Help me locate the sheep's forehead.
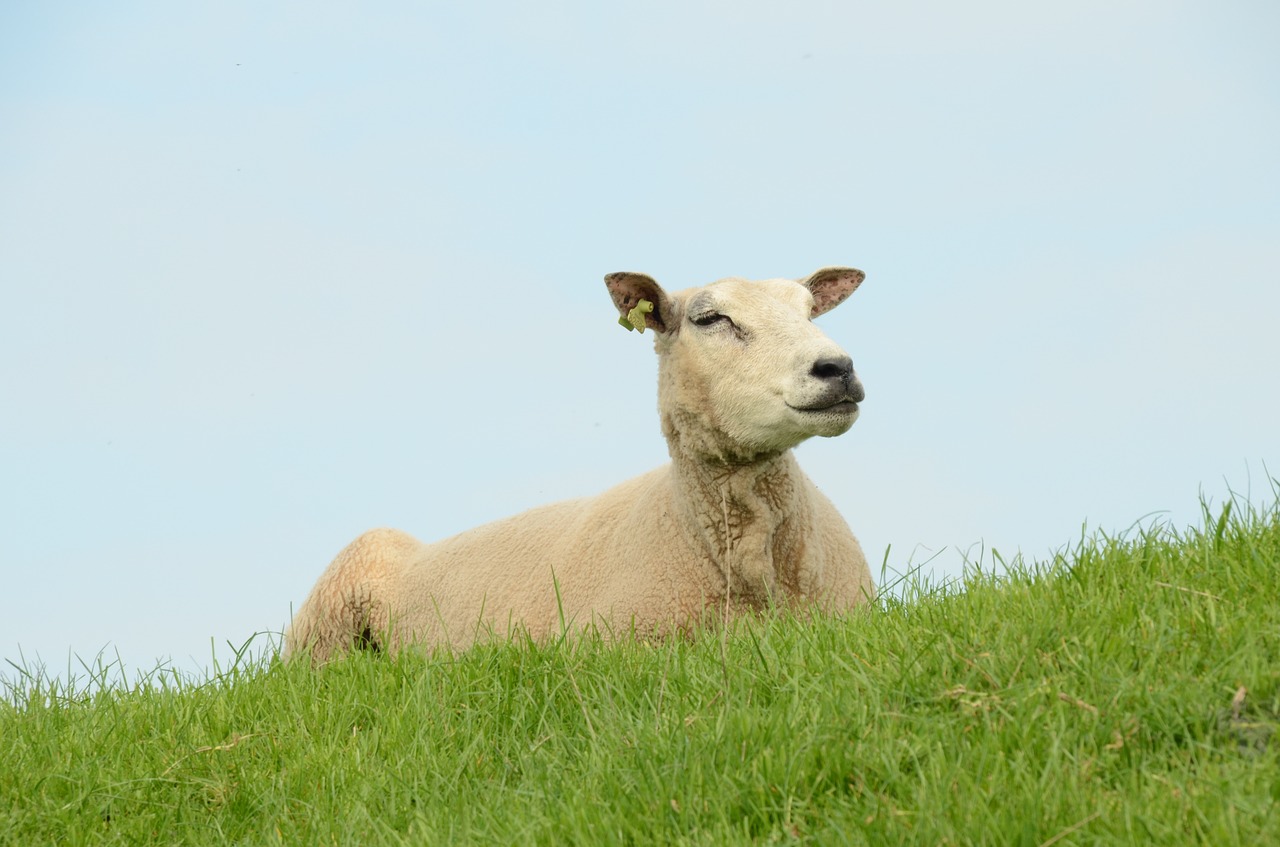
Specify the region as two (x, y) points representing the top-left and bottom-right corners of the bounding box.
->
(678, 277), (813, 319)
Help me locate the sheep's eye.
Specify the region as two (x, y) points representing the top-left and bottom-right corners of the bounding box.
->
(691, 312), (729, 327)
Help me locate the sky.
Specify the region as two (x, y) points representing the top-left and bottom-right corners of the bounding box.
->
(3, 1), (1278, 684)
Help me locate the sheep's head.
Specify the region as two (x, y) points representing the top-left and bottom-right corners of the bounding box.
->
(605, 267), (865, 463)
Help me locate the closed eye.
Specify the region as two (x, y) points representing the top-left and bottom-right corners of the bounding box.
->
(691, 312), (731, 328)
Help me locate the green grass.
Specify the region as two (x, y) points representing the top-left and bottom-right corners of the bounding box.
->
(4, 497), (1279, 846)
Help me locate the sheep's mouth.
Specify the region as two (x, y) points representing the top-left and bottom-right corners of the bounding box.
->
(788, 400), (859, 415)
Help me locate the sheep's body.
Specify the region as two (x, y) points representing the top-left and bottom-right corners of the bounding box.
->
(286, 269), (874, 660)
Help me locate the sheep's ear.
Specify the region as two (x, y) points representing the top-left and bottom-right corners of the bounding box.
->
(802, 267), (865, 317)
(605, 272), (673, 333)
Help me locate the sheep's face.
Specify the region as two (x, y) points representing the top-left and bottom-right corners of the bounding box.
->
(607, 268), (865, 462)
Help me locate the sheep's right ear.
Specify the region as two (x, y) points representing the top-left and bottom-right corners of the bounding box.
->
(802, 267), (865, 317)
(605, 272), (673, 334)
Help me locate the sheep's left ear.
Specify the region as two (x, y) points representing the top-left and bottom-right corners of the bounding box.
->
(802, 267), (865, 317)
(605, 272), (673, 333)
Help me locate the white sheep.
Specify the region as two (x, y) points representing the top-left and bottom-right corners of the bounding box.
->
(284, 267), (874, 660)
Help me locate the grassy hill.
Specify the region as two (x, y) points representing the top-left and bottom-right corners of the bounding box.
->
(4, 497), (1278, 845)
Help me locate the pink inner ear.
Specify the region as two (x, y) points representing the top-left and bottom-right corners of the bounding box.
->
(812, 287), (843, 315)
(807, 268), (864, 316)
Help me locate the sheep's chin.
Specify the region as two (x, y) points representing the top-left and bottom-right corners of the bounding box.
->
(788, 403), (859, 437)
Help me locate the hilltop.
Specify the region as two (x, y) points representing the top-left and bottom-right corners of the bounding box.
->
(3, 498), (1278, 845)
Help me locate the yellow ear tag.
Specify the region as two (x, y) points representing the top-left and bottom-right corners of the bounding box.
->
(618, 299), (654, 333)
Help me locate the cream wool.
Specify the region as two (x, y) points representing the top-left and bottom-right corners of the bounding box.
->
(284, 268), (874, 660)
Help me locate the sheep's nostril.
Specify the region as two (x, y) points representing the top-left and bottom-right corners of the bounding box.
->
(811, 355), (854, 382)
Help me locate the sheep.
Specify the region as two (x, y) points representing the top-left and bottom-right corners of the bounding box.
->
(284, 267), (874, 660)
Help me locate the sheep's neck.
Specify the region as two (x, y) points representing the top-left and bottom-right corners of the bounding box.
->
(668, 447), (812, 605)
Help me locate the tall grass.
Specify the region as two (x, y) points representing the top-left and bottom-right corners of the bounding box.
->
(3, 497), (1278, 845)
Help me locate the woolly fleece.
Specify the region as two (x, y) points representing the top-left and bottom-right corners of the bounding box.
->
(285, 268), (874, 659)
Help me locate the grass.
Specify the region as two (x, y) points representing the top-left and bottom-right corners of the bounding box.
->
(3, 497), (1279, 845)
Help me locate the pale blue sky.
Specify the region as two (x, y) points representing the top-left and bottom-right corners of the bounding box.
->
(3, 1), (1278, 681)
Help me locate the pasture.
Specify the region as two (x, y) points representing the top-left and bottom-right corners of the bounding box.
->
(4, 497), (1278, 845)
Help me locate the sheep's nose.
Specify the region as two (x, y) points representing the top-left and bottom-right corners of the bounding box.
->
(810, 355), (854, 383)
(811, 355), (864, 402)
